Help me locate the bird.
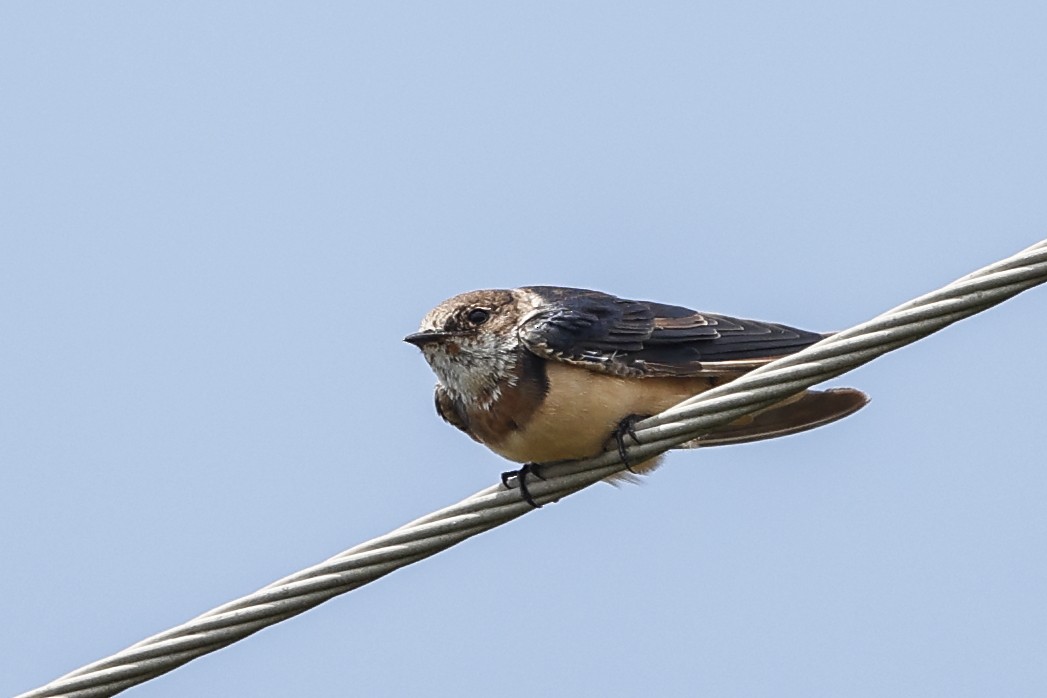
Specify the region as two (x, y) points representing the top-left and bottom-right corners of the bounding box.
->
(405, 286), (868, 506)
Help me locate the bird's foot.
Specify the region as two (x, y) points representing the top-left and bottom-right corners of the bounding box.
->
(500, 462), (546, 508)
(613, 414), (645, 473)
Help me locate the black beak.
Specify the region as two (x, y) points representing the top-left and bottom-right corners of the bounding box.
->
(404, 330), (453, 347)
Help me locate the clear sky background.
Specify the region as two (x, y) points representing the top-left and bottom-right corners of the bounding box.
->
(2, 3), (1046, 697)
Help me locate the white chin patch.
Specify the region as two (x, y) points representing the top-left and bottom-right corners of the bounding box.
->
(424, 335), (517, 406)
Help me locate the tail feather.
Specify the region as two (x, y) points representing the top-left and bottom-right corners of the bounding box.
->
(679, 387), (869, 449)
(605, 387), (868, 484)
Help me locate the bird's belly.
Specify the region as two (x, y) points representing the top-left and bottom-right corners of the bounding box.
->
(487, 362), (715, 464)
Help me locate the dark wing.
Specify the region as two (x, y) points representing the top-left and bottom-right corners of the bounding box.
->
(517, 286), (825, 378)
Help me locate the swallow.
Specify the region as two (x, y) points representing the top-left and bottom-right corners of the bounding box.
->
(405, 286), (868, 506)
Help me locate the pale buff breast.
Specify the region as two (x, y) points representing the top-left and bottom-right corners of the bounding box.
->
(487, 362), (717, 464)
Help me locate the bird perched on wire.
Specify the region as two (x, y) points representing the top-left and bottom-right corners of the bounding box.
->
(405, 286), (868, 506)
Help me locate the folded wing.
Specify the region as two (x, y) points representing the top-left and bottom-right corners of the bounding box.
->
(517, 286), (827, 378)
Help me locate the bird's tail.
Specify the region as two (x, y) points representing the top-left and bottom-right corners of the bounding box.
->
(605, 387), (868, 484)
(677, 387), (869, 449)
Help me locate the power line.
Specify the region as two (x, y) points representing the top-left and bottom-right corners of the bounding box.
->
(17, 240), (1047, 698)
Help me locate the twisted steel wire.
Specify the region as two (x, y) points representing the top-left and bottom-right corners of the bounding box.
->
(18, 239), (1047, 698)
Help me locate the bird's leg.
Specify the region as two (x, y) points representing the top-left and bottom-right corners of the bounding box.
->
(613, 414), (645, 473)
(500, 462), (546, 508)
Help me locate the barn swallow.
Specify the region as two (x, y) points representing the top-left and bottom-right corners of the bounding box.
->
(406, 286), (868, 506)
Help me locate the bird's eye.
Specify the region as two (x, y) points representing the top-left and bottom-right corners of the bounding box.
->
(467, 308), (490, 325)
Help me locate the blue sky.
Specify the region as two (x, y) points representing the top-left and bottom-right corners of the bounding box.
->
(2, 3), (1046, 696)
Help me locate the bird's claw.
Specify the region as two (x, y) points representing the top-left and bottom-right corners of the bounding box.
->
(613, 414), (644, 473)
(501, 462), (546, 508)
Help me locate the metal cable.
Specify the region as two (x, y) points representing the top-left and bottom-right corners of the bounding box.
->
(18, 239), (1047, 698)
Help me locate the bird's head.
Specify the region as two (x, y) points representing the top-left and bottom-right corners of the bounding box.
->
(405, 289), (525, 403)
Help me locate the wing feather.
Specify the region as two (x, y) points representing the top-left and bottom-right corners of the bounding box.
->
(518, 287), (825, 378)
